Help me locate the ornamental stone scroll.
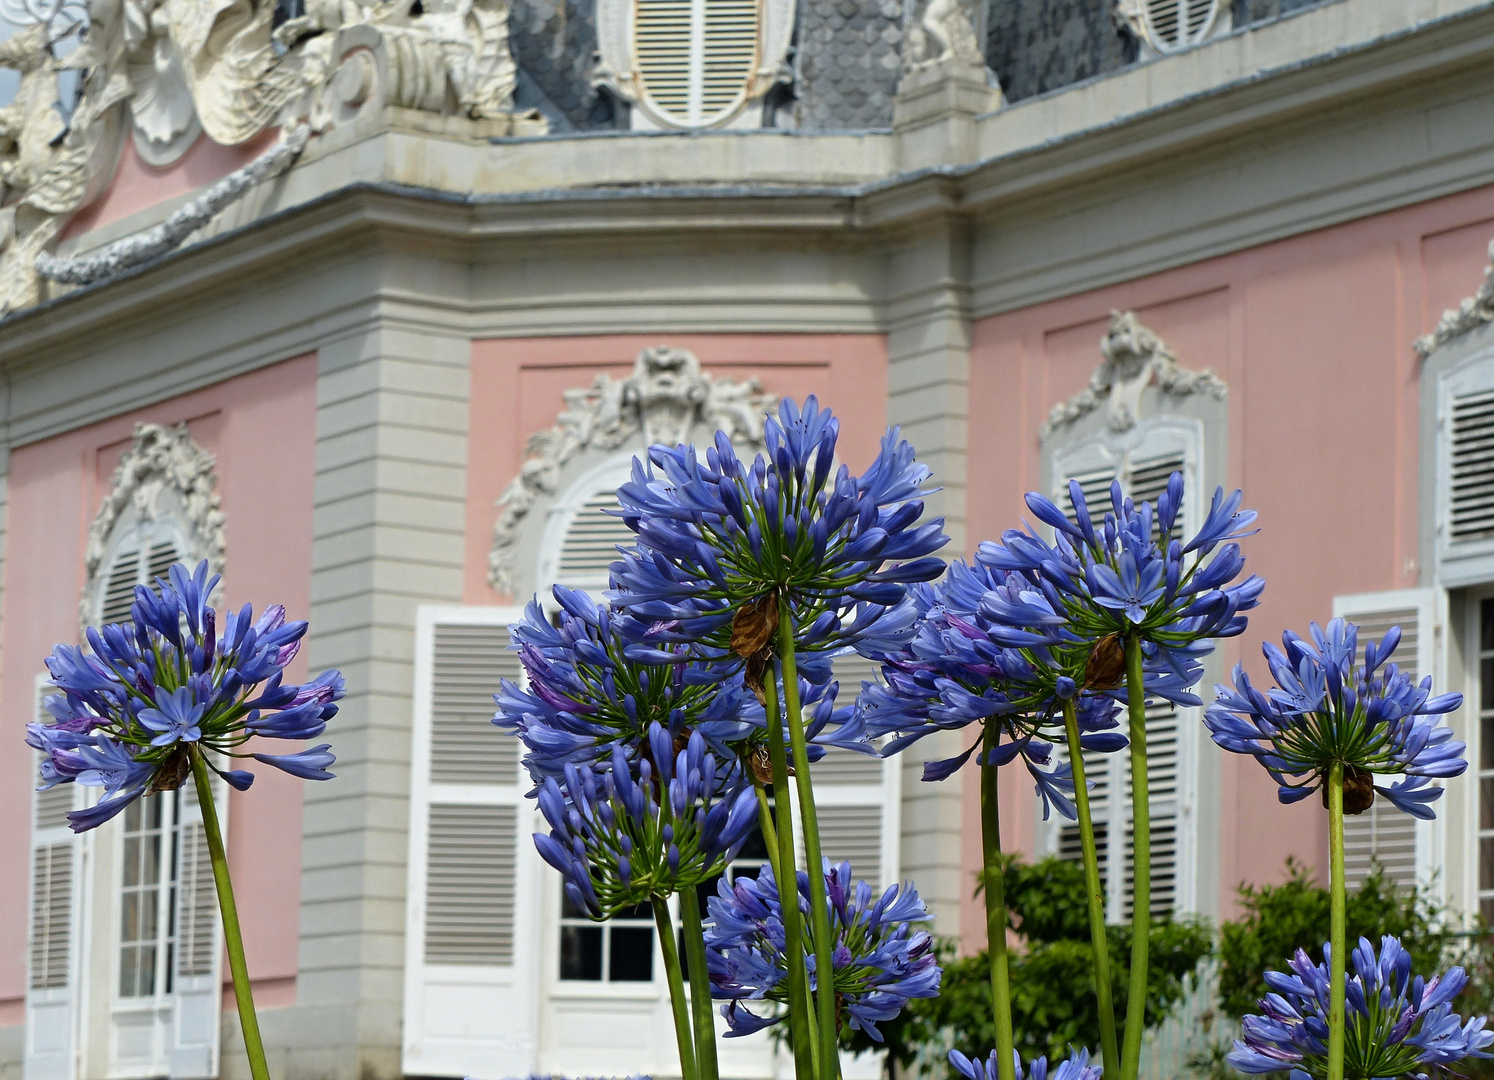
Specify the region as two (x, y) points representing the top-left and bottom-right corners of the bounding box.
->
(80, 423), (227, 634)
(487, 347), (778, 595)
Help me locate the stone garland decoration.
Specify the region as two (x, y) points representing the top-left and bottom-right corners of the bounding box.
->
(1040, 309), (1228, 441)
(0, 0), (546, 321)
(488, 346), (778, 593)
(1415, 239), (1494, 359)
(80, 422), (227, 634)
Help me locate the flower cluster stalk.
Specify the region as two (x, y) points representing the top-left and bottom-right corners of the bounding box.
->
(1061, 700), (1120, 1073)
(189, 747), (270, 1080)
(762, 673), (818, 1080)
(1120, 634), (1150, 1080)
(979, 721), (1017, 1080)
(777, 609), (841, 1079)
(653, 896), (698, 1080)
(1327, 762), (1346, 1080)
(680, 888), (720, 1080)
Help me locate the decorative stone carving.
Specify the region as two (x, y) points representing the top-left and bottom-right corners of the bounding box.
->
(0, 0), (541, 320)
(902, 0), (985, 72)
(1416, 240), (1494, 359)
(593, 0), (796, 128)
(1041, 310), (1228, 441)
(80, 422), (227, 631)
(487, 347), (778, 592)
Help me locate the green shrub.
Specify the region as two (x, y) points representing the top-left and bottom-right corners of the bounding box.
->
(840, 855), (1212, 1077)
(1216, 858), (1451, 1020)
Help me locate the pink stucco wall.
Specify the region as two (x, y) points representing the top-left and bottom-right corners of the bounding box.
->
(465, 333), (892, 604)
(957, 184), (1494, 948)
(64, 129), (278, 241)
(0, 353), (319, 1024)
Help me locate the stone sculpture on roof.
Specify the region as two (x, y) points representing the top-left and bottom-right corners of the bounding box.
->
(0, 0), (541, 320)
(903, 0), (985, 71)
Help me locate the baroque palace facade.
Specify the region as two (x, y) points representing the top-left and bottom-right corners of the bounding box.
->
(4, 0), (1494, 1078)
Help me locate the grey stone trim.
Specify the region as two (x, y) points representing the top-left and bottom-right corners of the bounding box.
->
(883, 227), (972, 937)
(296, 313), (471, 1080)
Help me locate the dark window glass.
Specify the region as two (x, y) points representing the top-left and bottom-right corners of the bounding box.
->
(559, 926), (603, 981)
(609, 927), (654, 982)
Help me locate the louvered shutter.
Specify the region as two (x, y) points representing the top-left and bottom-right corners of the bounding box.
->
(26, 675), (82, 1080)
(403, 606), (538, 1079)
(1331, 590), (1437, 892)
(170, 771), (226, 1079)
(1138, 0), (1224, 52)
(1437, 358), (1494, 586)
(807, 654), (901, 890)
(1049, 432), (1199, 920)
(555, 488), (637, 593)
(98, 539), (182, 626)
(635, 0), (761, 127)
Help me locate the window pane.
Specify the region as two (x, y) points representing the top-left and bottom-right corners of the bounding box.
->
(1483, 897), (1494, 926)
(615, 901), (652, 921)
(1483, 779), (1494, 831)
(1481, 599), (1494, 651)
(121, 892), (141, 943)
(1484, 657), (1494, 715)
(138, 944), (157, 997)
(142, 832), (161, 886)
(119, 945), (138, 997)
(123, 837), (141, 887)
(1483, 713), (1494, 772)
(609, 926), (654, 982)
(561, 887), (591, 921)
(1480, 838), (1494, 891)
(559, 926), (602, 981)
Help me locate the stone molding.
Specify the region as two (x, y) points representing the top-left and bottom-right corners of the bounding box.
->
(1416, 239), (1494, 359)
(487, 346), (776, 593)
(1041, 310), (1227, 441)
(80, 422), (226, 632)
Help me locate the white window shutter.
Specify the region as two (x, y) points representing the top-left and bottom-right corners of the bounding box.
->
(1331, 589), (1438, 891)
(26, 676), (82, 1080)
(403, 606), (537, 1080)
(807, 655), (901, 891)
(170, 771), (226, 1079)
(1047, 421), (1202, 920)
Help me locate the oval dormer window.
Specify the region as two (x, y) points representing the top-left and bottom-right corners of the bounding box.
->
(1126, 0), (1227, 55)
(635, 0), (762, 128)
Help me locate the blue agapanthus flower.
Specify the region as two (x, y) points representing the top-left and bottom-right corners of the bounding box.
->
(949, 1047), (1102, 1080)
(1205, 619), (1465, 817)
(857, 563), (1137, 818)
(1229, 936), (1493, 1080)
(981, 474), (1262, 678)
(495, 586), (764, 787)
(30, 562), (343, 831)
(704, 858), (941, 1042)
(610, 396), (948, 681)
(534, 723), (759, 918)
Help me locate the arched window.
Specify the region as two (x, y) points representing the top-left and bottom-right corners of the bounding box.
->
(25, 423), (228, 1080)
(1039, 310), (1228, 923)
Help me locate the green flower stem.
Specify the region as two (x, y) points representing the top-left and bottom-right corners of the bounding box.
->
(1121, 633), (1150, 1080)
(763, 672), (820, 1080)
(680, 887), (720, 1080)
(1061, 699), (1121, 1073)
(980, 721), (1017, 1080)
(653, 895), (699, 1080)
(1328, 762), (1347, 1080)
(752, 777), (783, 881)
(187, 747), (270, 1080)
(776, 609), (841, 1079)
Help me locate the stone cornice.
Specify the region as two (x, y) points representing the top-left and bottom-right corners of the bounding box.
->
(6, 0), (1494, 356)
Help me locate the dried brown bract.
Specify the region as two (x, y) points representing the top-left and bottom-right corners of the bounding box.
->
(1083, 633), (1127, 691)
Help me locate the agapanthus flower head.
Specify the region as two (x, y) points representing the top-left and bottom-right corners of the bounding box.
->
(857, 561), (1138, 818)
(1205, 618), (1466, 817)
(29, 561), (343, 831)
(949, 1047), (1102, 1080)
(1229, 935), (1493, 1080)
(704, 858), (940, 1042)
(533, 722), (759, 918)
(980, 473), (1262, 677)
(495, 586), (764, 788)
(609, 396), (949, 682)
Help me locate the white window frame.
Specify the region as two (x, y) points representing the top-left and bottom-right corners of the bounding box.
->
(1040, 414), (1208, 921)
